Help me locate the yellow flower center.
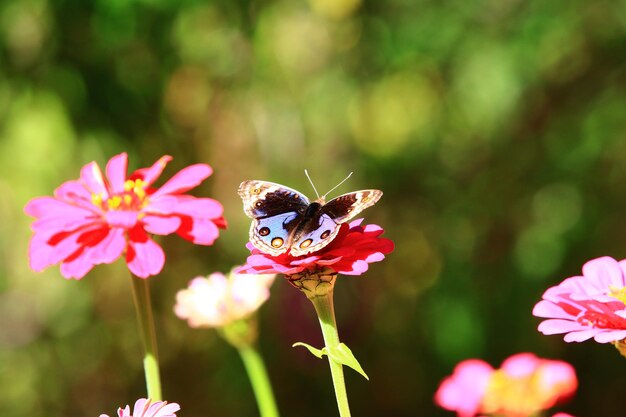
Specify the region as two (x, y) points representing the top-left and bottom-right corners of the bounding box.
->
(609, 286), (626, 305)
(91, 179), (149, 211)
(481, 368), (562, 417)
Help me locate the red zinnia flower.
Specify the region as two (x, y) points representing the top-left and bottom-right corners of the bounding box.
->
(25, 152), (226, 279)
(236, 219), (394, 277)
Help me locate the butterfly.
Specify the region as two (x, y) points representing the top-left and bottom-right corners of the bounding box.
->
(238, 173), (382, 257)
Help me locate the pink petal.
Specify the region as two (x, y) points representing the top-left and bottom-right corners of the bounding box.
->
(538, 319), (584, 335)
(31, 213), (99, 235)
(131, 155), (173, 186)
(105, 153), (128, 194)
(500, 353), (539, 377)
(533, 300), (576, 319)
(126, 230), (165, 278)
(154, 403), (181, 416)
(60, 249), (96, 279)
(177, 217), (220, 245)
(563, 329), (600, 342)
(173, 197), (222, 217)
(132, 399), (150, 416)
(142, 215), (181, 235)
(105, 210), (139, 229)
(25, 196), (95, 221)
(80, 161), (109, 197)
(593, 330), (626, 343)
(53, 180), (95, 208)
(29, 230), (83, 271)
(151, 164), (212, 198)
(88, 227), (126, 264)
(435, 359), (492, 417)
(118, 405), (131, 417)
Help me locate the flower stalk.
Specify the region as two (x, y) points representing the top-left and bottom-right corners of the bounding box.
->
(291, 270), (352, 417)
(238, 343), (281, 417)
(131, 275), (162, 400)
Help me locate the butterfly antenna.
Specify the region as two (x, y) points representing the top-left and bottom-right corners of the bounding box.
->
(304, 169), (321, 199)
(322, 172), (353, 199)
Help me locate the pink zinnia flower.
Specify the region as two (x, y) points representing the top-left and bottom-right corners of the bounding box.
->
(174, 269), (275, 328)
(99, 398), (180, 417)
(25, 153), (226, 279)
(533, 256), (626, 343)
(435, 353), (577, 417)
(236, 219), (394, 277)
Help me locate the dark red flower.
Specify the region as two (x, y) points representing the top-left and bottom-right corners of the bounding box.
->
(236, 219), (394, 276)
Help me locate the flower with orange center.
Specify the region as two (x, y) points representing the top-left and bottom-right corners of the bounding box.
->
(435, 353), (577, 417)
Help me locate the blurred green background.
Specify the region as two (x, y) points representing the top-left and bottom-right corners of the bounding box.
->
(1, 0), (625, 415)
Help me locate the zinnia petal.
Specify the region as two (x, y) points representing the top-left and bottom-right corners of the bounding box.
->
(151, 164), (212, 198)
(106, 152), (128, 194)
(131, 155), (173, 186)
(126, 227), (165, 278)
(80, 161), (109, 197)
(142, 215), (182, 235)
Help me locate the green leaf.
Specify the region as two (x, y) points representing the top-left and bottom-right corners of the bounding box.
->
(292, 342), (326, 359)
(327, 343), (369, 380)
(292, 342), (369, 380)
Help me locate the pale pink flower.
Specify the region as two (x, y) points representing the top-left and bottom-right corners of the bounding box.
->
(25, 153), (226, 279)
(174, 268), (275, 328)
(99, 398), (180, 417)
(533, 256), (626, 343)
(435, 353), (577, 417)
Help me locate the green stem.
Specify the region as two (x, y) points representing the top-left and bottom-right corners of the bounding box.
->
(238, 344), (281, 417)
(310, 290), (351, 417)
(130, 275), (163, 400)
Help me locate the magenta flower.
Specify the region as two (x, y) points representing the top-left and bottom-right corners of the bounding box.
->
(533, 256), (626, 343)
(236, 219), (394, 277)
(25, 152), (226, 279)
(99, 398), (180, 417)
(435, 353), (577, 417)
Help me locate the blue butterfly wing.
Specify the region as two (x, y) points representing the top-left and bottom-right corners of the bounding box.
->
(250, 211), (301, 256)
(289, 213), (341, 257)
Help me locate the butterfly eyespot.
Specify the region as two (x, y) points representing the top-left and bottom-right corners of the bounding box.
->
(300, 239), (313, 249)
(320, 230), (331, 239)
(255, 201), (263, 208)
(271, 237), (284, 248)
(253, 188), (261, 194)
(259, 227), (270, 236)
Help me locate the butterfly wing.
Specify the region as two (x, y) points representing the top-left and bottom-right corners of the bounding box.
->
(322, 190), (383, 223)
(238, 180), (309, 219)
(250, 212), (301, 256)
(289, 212), (341, 257)
(239, 180), (310, 255)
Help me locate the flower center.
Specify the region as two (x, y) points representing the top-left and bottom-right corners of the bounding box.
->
(609, 286), (626, 305)
(91, 179), (148, 212)
(481, 369), (557, 416)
